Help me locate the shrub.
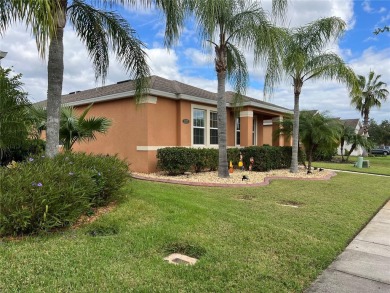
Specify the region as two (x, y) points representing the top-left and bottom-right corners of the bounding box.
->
(0, 153), (129, 236)
(0, 138), (45, 166)
(157, 147), (194, 175)
(157, 146), (305, 173)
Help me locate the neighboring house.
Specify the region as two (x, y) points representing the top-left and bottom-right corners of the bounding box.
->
(37, 76), (292, 173)
(337, 118), (365, 156)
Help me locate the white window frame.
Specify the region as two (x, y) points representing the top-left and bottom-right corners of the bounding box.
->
(235, 117), (241, 146)
(252, 116), (257, 146)
(191, 104), (218, 148)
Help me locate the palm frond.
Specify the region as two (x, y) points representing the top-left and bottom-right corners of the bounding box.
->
(68, 0), (150, 99)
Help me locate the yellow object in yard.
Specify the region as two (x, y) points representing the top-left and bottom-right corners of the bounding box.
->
(238, 161), (243, 167)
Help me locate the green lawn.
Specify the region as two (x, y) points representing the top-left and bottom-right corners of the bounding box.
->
(1, 174), (389, 292)
(312, 156), (390, 175)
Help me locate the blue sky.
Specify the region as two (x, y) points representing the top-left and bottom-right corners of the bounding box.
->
(1, 0), (389, 121)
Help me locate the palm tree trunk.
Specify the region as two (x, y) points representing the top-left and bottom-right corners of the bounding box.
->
(45, 24), (65, 158)
(290, 92), (300, 173)
(346, 143), (356, 162)
(217, 69), (229, 178)
(340, 138), (344, 162)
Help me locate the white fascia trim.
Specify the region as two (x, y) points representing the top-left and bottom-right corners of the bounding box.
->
(240, 101), (293, 115)
(136, 146), (190, 151)
(240, 111), (253, 118)
(64, 90), (136, 107)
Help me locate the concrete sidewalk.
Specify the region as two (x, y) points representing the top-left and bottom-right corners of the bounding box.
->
(306, 200), (390, 293)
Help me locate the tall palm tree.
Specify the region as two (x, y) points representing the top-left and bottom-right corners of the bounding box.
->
(265, 17), (358, 173)
(44, 0), (152, 158)
(186, 0), (287, 178)
(351, 71), (389, 136)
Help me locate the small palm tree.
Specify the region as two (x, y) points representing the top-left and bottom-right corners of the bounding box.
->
(339, 123), (355, 162)
(59, 104), (111, 151)
(265, 17), (358, 173)
(299, 111), (341, 170)
(351, 71), (389, 136)
(345, 133), (372, 162)
(184, 0), (287, 178)
(31, 104), (111, 151)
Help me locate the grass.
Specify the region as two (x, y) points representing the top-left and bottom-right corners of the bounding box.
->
(1, 173), (389, 292)
(312, 155), (390, 175)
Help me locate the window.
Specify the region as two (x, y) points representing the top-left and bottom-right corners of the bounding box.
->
(236, 118), (240, 146)
(192, 106), (218, 147)
(193, 109), (205, 145)
(252, 116), (257, 145)
(210, 111), (218, 145)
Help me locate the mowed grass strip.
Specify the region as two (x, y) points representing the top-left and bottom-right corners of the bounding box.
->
(1, 173), (389, 292)
(313, 156), (390, 175)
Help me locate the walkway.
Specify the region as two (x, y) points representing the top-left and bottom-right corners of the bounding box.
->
(306, 200), (390, 292)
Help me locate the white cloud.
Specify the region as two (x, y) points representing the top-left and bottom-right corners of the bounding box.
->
(362, 0), (374, 13)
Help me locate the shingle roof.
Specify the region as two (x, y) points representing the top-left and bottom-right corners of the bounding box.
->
(35, 75), (290, 112)
(341, 118), (360, 128)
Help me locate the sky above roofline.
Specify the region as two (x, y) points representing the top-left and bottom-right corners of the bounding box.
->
(0, 0), (389, 122)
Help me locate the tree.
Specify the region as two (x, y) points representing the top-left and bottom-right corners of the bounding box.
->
(274, 111), (341, 170)
(31, 104), (111, 151)
(0, 68), (31, 160)
(345, 133), (371, 162)
(368, 119), (390, 146)
(339, 122), (355, 162)
(59, 104), (111, 151)
(265, 17), (358, 173)
(184, 0), (287, 178)
(351, 71), (389, 136)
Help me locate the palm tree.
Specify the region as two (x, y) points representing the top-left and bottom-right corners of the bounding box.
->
(299, 111), (341, 170)
(351, 71), (389, 136)
(31, 104), (111, 151)
(59, 104), (111, 151)
(185, 0), (287, 178)
(339, 123), (355, 162)
(345, 133), (371, 162)
(265, 17), (358, 173)
(44, 0), (153, 158)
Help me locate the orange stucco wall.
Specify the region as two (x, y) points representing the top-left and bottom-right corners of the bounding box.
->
(71, 96), (288, 173)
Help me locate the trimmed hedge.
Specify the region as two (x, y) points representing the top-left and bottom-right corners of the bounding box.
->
(157, 146), (306, 174)
(0, 153), (129, 236)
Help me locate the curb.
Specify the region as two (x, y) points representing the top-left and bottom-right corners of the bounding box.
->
(131, 171), (338, 188)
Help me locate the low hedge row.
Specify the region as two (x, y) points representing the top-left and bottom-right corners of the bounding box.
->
(0, 153), (129, 236)
(157, 146), (305, 174)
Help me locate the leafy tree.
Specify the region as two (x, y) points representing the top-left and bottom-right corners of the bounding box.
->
(183, 0), (287, 178)
(0, 68), (31, 160)
(368, 119), (390, 146)
(351, 71), (389, 136)
(31, 104), (111, 151)
(265, 17), (358, 173)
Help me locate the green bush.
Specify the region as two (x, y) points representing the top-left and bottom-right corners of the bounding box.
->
(157, 146), (305, 173)
(157, 147), (194, 175)
(0, 153), (129, 236)
(0, 138), (45, 166)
